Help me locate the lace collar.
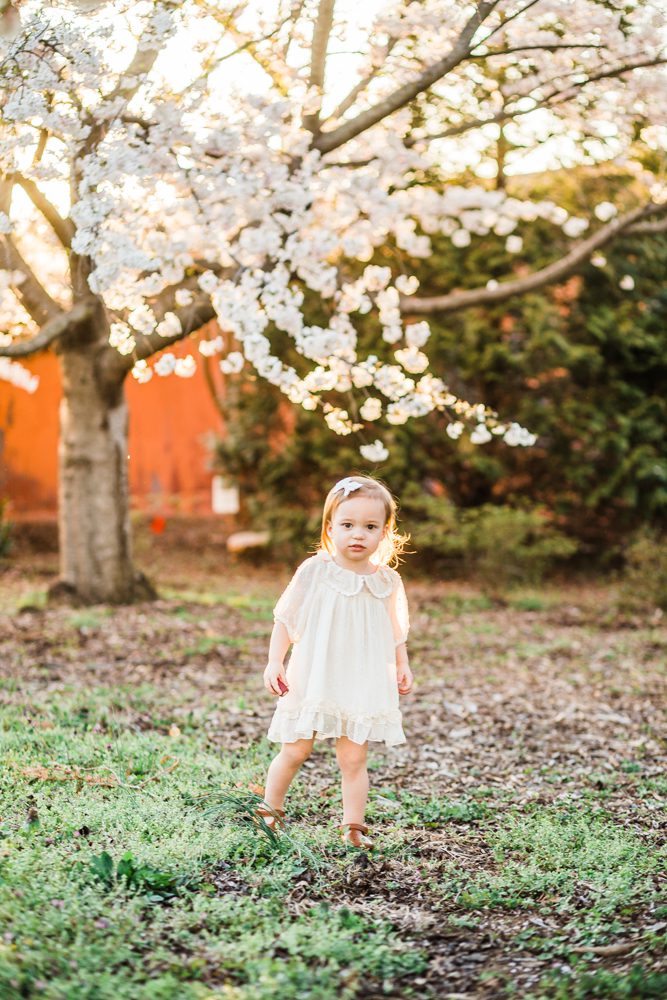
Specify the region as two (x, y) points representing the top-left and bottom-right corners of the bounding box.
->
(318, 551), (395, 598)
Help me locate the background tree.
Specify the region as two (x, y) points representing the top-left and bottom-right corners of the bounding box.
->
(1, 0), (666, 602)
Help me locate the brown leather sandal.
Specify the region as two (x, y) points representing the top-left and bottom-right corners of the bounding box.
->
(254, 804), (286, 832)
(340, 822), (374, 849)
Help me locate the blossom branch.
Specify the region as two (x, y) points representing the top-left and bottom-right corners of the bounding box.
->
(402, 204), (666, 315)
(81, 5), (180, 157)
(312, 1), (499, 154)
(120, 295), (217, 370)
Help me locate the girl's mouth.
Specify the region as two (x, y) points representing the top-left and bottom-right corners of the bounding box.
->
(350, 545), (365, 550)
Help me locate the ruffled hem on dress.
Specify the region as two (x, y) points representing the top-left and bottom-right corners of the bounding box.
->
(268, 702), (406, 747)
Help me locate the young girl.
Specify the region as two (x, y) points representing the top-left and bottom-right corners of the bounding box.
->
(260, 475), (413, 849)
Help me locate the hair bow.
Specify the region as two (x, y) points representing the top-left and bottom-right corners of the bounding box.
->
(332, 477), (362, 498)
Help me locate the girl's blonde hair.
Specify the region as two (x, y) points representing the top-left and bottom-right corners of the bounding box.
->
(317, 474), (410, 568)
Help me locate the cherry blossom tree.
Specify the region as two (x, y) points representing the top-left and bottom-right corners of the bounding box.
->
(1, 0), (666, 602)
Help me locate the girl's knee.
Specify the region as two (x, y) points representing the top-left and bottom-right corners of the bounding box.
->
(281, 738), (313, 765)
(336, 737), (368, 770)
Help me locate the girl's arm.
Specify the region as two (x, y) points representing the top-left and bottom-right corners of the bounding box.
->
(396, 641), (413, 695)
(263, 621), (291, 696)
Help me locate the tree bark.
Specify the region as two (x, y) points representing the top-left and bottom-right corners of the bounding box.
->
(50, 313), (155, 605)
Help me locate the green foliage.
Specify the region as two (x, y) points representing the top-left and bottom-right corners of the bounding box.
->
(0, 499), (11, 558)
(618, 526), (667, 611)
(462, 504), (578, 592)
(401, 486), (577, 586)
(398, 485), (466, 571)
(88, 849), (195, 902)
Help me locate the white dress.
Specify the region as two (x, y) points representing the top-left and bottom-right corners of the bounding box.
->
(267, 550), (409, 747)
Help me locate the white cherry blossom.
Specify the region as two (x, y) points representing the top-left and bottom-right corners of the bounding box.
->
(175, 356), (197, 378)
(2, 0), (665, 459)
(219, 351), (245, 375)
(360, 397), (382, 421)
(360, 439), (389, 463)
(594, 202), (618, 222)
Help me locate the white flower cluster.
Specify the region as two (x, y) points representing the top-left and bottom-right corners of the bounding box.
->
(324, 406), (362, 436)
(108, 323), (136, 356)
(0, 357), (39, 394)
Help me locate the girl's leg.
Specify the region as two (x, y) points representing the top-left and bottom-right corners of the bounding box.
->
(263, 736), (315, 811)
(335, 736), (369, 825)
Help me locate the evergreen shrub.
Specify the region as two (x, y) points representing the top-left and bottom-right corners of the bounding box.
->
(618, 527), (667, 611)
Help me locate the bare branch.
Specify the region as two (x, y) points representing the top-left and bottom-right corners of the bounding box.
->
(0, 299), (94, 358)
(470, 43), (602, 58)
(401, 204), (664, 315)
(282, 0), (306, 61)
(409, 54), (667, 145)
(410, 92), (566, 144)
(303, 0), (336, 133)
(0, 235), (62, 325)
(205, 6), (294, 97)
(176, 21), (294, 111)
(627, 216), (667, 236)
(313, 1), (499, 154)
(323, 37), (398, 125)
(472, 0), (544, 50)
(11, 172), (74, 248)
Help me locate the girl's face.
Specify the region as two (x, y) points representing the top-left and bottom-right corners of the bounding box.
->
(328, 496), (388, 564)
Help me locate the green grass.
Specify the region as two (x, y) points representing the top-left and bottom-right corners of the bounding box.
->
(15, 589), (48, 612)
(0, 698), (427, 1000)
(67, 610), (113, 630)
(529, 964), (667, 999)
(444, 806), (664, 919)
(181, 635), (248, 656)
(1, 576), (664, 999)
(508, 594), (548, 612)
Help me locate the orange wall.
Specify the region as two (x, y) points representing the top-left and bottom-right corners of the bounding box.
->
(0, 348), (225, 518)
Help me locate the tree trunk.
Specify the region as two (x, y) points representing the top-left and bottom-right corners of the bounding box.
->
(50, 318), (155, 605)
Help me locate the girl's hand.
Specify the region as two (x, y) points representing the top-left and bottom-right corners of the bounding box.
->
(397, 663), (413, 695)
(264, 661), (289, 697)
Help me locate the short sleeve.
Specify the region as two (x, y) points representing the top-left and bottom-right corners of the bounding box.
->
(388, 574), (410, 646)
(273, 557), (318, 644)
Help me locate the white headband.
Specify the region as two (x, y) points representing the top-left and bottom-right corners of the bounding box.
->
(332, 477), (363, 498)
